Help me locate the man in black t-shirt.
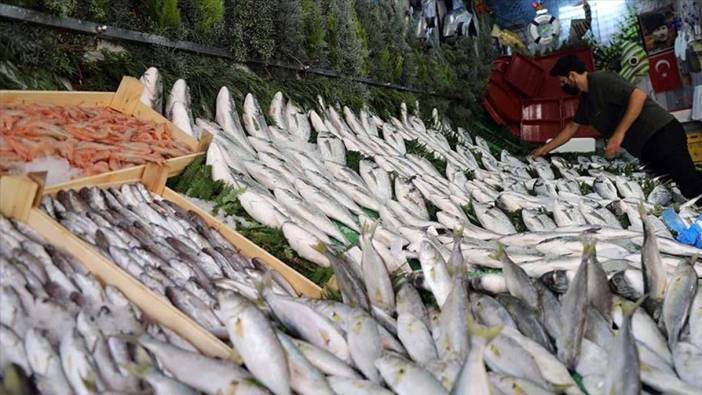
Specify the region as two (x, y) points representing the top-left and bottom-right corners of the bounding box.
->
(531, 55), (702, 199)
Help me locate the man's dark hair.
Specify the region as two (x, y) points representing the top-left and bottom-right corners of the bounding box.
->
(550, 55), (587, 77)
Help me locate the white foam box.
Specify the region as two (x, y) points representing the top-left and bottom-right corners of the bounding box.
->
(549, 137), (596, 153)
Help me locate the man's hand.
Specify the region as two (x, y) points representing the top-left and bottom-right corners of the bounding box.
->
(605, 132), (625, 159)
(531, 145), (550, 158)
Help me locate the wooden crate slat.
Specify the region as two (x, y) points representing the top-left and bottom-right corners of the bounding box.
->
(0, 91), (114, 106)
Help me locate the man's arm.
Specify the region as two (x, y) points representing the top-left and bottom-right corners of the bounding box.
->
(531, 121), (580, 158)
(605, 88), (647, 158)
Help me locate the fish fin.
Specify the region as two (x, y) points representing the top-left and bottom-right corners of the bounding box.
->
(621, 295), (647, 317)
(466, 313), (502, 341)
(122, 361), (151, 379)
(489, 242), (506, 261)
(452, 227), (464, 241)
(312, 241), (328, 255)
(254, 270), (275, 299)
(680, 194), (702, 210)
(550, 384), (573, 393)
(637, 203), (648, 219)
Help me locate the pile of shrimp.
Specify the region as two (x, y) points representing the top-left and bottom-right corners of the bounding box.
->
(0, 103), (192, 176)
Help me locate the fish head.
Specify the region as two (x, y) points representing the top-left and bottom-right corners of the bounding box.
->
(539, 270), (570, 294)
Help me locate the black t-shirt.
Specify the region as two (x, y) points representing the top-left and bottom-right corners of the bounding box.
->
(573, 71), (674, 156)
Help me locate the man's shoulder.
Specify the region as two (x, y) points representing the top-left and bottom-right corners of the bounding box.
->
(589, 70), (621, 83)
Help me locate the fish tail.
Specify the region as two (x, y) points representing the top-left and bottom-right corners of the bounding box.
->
(621, 295), (647, 317)
(361, 220), (379, 237)
(580, 235), (596, 257)
(466, 313), (502, 341)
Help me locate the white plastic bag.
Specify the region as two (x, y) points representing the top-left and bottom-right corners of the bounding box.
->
(692, 85), (702, 121)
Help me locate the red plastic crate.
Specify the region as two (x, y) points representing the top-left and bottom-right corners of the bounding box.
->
(505, 54), (545, 98)
(483, 48), (601, 143)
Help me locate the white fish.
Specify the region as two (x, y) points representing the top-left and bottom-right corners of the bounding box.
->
(418, 240), (452, 307)
(139, 67), (163, 113)
(171, 101), (196, 139)
(360, 222), (395, 313)
(281, 221), (330, 267)
(242, 93), (271, 140)
(216, 87), (255, 155)
(375, 354), (448, 395)
(472, 202), (516, 235)
(285, 100), (311, 142)
(238, 189), (288, 229)
(318, 132), (346, 165)
(269, 92), (287, 130)
(295, 179), (360, 232)
(165, 79), (191, 120)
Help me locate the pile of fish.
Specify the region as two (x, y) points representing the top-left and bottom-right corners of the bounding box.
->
(145, 68), (702, 279)
(0, 102), (192, 177)
(0, 214), (254, 394)
(40, 183), (299, 335)
(21, 195), (702, 394)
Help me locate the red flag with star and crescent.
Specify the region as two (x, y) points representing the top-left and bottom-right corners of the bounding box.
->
(648, 49), (682, 92)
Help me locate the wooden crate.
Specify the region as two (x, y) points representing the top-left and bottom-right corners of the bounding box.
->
(688, 131), (702, 164)
(0, 77), (211, 186)
(1, 168), (323, 359)
(0, 173), (235, 361)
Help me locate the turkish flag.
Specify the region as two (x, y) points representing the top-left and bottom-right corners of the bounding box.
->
(648, 49), (682, 92)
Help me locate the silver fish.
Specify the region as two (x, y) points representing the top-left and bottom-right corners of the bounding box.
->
(376, 353), (448, 395)
(436, 276), (469, 361)
(327, 376), (394, 395)
(0, 325), (30, 375)
(263, 289), (349, 362)
(292, 338), (361, 379)
(396, 282), (431, 329)
(277, 332), (334, 395)
(218, 291), (290, 395)
(418, 240), (452, 307)
(662, 258), (698, 348)
(139, 334), (251, 394)
(494, 246), (539, 310)
(450, 317), (502, 395)
(347, 309), (383, 383)
(639, 206), (667, 310)
(672, 341), (702, 388)
(556, 240), (591, 369)
(603, 298), (644, 395)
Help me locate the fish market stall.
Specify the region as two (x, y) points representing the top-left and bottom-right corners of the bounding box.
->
(2, 65), (702, 394)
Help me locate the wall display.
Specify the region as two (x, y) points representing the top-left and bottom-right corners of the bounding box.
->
(619, 41), (650, 84)
(491, 24), (527, 52)
(648, 49), (683, 92)
(568, 0), (592, 41)
(638, 5), (678, 54)
(528, 1), (560, 47)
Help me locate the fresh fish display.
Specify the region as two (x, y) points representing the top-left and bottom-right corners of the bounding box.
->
(0, 214), (239, 394)
(8, 78), (702, 395)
